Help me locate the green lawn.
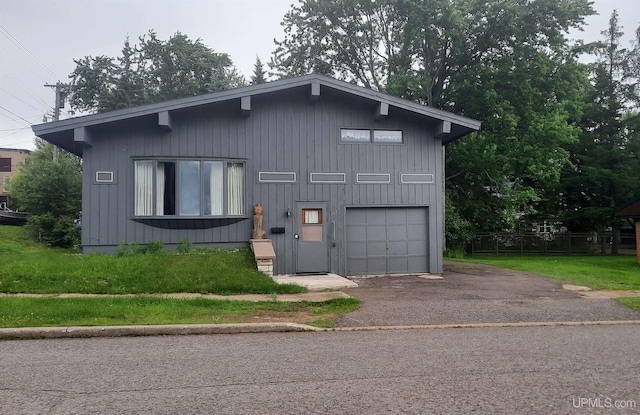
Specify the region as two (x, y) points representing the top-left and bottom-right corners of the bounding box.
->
(452, 255), (640, 290)
(616, 297), (640, 311)
(0, 225), (363, 329)
(0, 296), (359, 328)
(0, 226), (305, 295)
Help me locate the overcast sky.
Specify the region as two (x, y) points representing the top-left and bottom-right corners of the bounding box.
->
(1, 0), (638, 150)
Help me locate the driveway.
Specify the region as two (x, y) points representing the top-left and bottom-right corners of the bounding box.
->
(335, 260), (640, 327)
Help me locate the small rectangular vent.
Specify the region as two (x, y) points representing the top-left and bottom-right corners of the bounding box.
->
(401, 173), (434, 184)
(258, 172), (296, 183)
(95, 171), (114, 183)
(309, 173), (346, 183)
(356, 173), (391, 184)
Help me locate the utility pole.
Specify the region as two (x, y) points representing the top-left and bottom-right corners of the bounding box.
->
(44, 82), (68, 163)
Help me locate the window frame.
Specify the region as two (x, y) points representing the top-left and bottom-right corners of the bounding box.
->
(0, 158), (11, 172)
(339, 128), (403, 145)
(133, 158), (246, 219)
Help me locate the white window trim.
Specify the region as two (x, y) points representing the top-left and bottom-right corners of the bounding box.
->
(95, 171), (114, 183)
(356, 173), (391, 184)
(258, 171), (297, 183)
(400, 173), (434, 184)
(309, 172), (347, 183)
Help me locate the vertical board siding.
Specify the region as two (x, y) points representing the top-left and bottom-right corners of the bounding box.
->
(83, 87), (443, 274)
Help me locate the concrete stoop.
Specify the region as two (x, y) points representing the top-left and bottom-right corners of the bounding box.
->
(272, 274), (359, 290)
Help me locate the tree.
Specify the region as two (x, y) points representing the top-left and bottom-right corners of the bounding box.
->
(273, 0), (595, 234)
(69, 31), (246, 113)
(272, 0), (594, 108)
(557, 11), (640, 252)
(251, 55), (268, 84)
(9, 140), (82, 247)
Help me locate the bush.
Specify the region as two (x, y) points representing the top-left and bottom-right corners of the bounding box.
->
(176, 237), (192, 254)
(445, 195), (476, 253)
(25, 213), (80, 248)
(116, 240), (165, 256)
(9, 140), (81, 248)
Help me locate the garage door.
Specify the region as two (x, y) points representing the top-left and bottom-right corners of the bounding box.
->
(346, 207), (429, 276)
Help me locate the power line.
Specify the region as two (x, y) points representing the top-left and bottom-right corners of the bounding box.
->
(0, 43), (49, 84)
(1, 72), (52, 109)
(0, 106), (35, 127)
(0, 127), (31, 139)
(0, 24), (63, 80)
(0, 111), (42, 125)
(0, 87), (49, 114)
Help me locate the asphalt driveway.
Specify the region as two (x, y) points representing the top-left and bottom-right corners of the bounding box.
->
(335, 260), (640, 327)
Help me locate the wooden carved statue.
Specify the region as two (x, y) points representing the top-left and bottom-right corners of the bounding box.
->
(252, 203), (266, 239)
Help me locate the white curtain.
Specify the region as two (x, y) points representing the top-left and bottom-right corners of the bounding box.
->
(134, 161), (153, 216)
(305, 210), (320, 224)
(156, 162), (165, 215)
(227, 163), (244, 215)
(205, 162), (223, 215)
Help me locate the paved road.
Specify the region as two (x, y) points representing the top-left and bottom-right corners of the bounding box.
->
(2, 326), (639, 414)
(336, 262), (640, 326)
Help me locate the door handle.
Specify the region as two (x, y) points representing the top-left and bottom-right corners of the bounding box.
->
(332, 222), (336, 247)
(294, 234), (299, 239)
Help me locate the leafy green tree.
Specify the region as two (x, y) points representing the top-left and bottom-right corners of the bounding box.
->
(251, 55), (268, 84)
(273, 0), (594, 107)
(9, 140), (82, 247)
(557, 12), (640, 252)
(70, 31), (246, 113)
(273, 0), (595, 234)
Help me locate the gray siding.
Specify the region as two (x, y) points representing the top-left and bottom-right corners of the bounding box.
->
(81, 86), (444, 274)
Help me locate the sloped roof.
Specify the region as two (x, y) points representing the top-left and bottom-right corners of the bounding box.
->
(32, 74), (481, 156)
(613, 195), (640, 219)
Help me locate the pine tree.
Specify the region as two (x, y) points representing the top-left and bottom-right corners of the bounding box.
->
(251, 56), (267, 85)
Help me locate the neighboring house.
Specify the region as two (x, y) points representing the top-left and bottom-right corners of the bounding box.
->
(613, 195), (640, 264)
(32, 74), (480, 276)
(0, 148), (30, 209)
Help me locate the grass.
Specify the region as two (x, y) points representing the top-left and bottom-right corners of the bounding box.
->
(0, 226), (305, 295)
(0, 225), (363, 329)
(451, 255), (640, 291)
(616, 297), (640, 311)
(0, 297), (359, 328)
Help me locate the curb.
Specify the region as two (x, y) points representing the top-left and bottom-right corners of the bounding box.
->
(0, 323), (320, 340)
(327, 320), (640, 331)
(2, 320), (640, 340)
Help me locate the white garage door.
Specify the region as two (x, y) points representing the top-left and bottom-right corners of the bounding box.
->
(346, 207), (429, 276)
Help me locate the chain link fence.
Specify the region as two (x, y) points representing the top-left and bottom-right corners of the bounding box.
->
(470, 232), (636, 255)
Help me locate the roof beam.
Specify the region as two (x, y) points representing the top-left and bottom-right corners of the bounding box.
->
(74, 127), (92, 147)
(375, 102), (389, 120)
(241, 96), (251, 117)
(434, 120), (451, 137)
(310, 82), (320, 102)
(158, 111), (172, 131)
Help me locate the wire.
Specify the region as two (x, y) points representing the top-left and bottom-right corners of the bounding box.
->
(0, 106), (35, 127)
(0, 127), (31, 139)
(1, 72), (52, 109)
(0, 87), (49, 114)
(0, 44), (49, 84)
(0, 24), (63, 81)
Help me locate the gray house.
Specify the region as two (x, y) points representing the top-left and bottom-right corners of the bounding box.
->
(32, 74), (480, 276)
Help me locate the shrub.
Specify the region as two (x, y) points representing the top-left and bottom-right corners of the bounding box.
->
(176, 237), (192, 254)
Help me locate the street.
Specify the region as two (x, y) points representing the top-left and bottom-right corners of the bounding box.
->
(1, 325), (639, 414)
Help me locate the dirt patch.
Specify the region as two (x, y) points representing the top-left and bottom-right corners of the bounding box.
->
(225, 311), (341, 325)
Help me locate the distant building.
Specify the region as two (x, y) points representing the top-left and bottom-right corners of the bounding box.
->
(0, 148), (30, 209)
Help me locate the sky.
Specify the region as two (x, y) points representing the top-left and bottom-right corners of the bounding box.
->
(1, 0), (638, 151)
